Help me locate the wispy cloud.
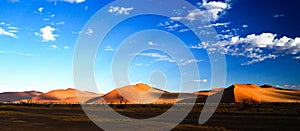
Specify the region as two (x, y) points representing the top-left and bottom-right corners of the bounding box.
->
(277, 84), (300, 90)
(179, 59), (203, 66)
(0, 28), (17, 38)
(103, 45), (115, 51)
(0, 50), (32, 56)
(51, 21), (65, 26)
(0, 21), (18, 38)
(202, 22), (230, 28)
(138, 52), (175, 63)
(135, 63), (143, 66)
(158, 20), (189, 32)
(48, 0), (85, 4)
(191, 79), (208, 83)
(159, 0), (231, 32)
(137, 52), (202, 66)
(108, 6), (134, 15)
(273, 14), (284, 18)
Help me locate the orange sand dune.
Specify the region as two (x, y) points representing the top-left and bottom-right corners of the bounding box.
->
(234, 84), (300, 102)
(0, 91), (42, 102)
(27, 88), (100, 104)
(3, 83), (299, 104)
(90, 83), (197, 104)
(215, 84), (300, 103)
(180, 84), (300, 103)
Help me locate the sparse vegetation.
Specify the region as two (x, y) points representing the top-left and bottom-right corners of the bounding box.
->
(0, 102), (299, 130)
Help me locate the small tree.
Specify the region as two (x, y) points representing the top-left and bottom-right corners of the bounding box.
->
(26, 98), (32, 104)
(117, 95), (124, 104)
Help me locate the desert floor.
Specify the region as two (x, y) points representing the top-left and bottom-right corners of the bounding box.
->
(0, 103), (299, 130)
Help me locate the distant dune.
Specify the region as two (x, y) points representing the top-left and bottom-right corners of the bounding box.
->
(1, 83), (300, 104)
(21, 88), (100, 104)
(0, 91), (42, 103)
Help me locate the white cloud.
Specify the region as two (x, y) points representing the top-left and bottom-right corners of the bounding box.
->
(242, 24), (248, 28)
(191, 33), (300, 65)
(62, 0), (84, 3)
(231, 33), (277, 48)
(158, 20), (190, 32)
(273, 14), (284, 18)
(138, 52), (202, 66)
(179, 59), (203, 66)
(241, 54), (277, 65)
(48, 0), (85, 4)
(278, 84), (300, 90)
(19, 52), (33, 56)
(38, 7), (44, 13)
(178, 28), (190, 32)
(135, 63), (143, 66)
(108, 6), (134, 15)
(191, 79), (208, 83)
(138, 52), (175, 63)
(40, 26), (58, 42)
(161, 0), (231, 32)
(8, 26), (19, 30)
(103, 45), (114, 51)
(0, 50), (32, 56)
(203, 22), (230, 28)
(52, 21), (65, 25)
(166, 23), (181, 30)
(148, 41), (157, 46)
(64, 46), (69, 49)
(0, 28), (17, 38)
(171, 0), (230, 22)
(85, 27), (93, 36)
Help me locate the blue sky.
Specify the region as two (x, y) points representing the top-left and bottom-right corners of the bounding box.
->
(0, 0), (300, 93)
